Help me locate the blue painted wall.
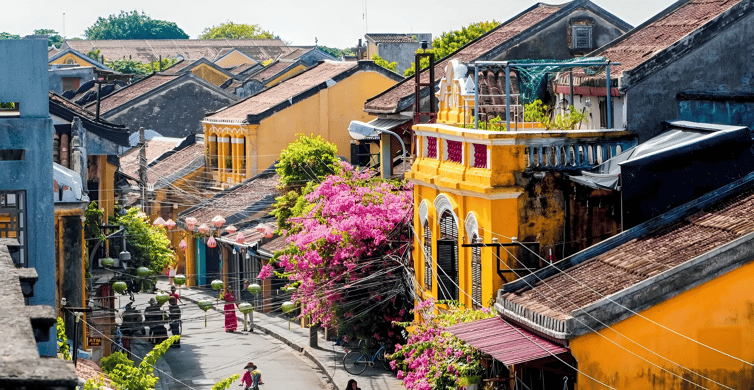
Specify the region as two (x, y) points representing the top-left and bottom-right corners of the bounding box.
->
(0, 38), (56, 356)
(196, 238), (206, 286)
(678, 100), (754, 130)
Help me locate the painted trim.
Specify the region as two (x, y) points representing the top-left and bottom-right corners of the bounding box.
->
(418, 200), (429, 225)
(464, 212), (479, 239)
(231, 138), (245, 144)
(433, 193), (458, 226)
(408, 178), (522, 200)
(218, 136), (230, 142)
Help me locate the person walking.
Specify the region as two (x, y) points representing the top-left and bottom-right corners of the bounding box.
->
(223, 289), (238, 332)
(345, 379), (361, 390)
(239, 362), (262, 390)
(168, 296), (181, 348)
(169, 285), (182, 303)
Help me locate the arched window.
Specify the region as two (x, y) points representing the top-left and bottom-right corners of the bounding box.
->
(471, 233), (482, 308)
(437, 210), (458, 301)
(423, 221), (432, 291)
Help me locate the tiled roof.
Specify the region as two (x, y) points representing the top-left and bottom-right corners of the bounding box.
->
(147, 142), (205, 187)
(572, 0), (741, 84)
(206, 61), (358, 122)
(180, 169), (280, 226)
(365, 33), (418, 43)
(63, 39), (290, 63)
(90, 74), (179, 113)
(280, 47), (312, 60)
(364, 3), (564, 113)
(259, 235), (287, 253)
(162, 59), (194, 74)
(119, 138), (183, 177)
(49, 92), (130, 146)
(501, 188), (754, 321)
(250, 60), (295, 82)
(231, 63), (257, 75)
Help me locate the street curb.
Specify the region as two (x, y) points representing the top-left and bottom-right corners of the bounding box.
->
(180, 290), (339, 390)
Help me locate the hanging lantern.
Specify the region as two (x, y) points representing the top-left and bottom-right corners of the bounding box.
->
(165, 219), (177, 230)
(225, 225), (238, 234)
(100, 257), (115, 268)
(178, 239), (188, 251)
(247, 283), (261, 295)
(211, 215), (226, 228)
(153, 216), (166, 227)
(211, 279), (224, 291)
(281, 301), (296, 314)
(198, 224), (210, 234)
(174, 274), (186, 286)
(185, 217), (198, 230)
(197, 299), (213, 327)
(155, 291), (170, 305)
(284, 285), (296, 293)
(137, 266), (152, 277)
(112, 281), (128, 294)
(235, 231), (245, 244)
(238, 302), (254, 314)
(207, 236), (217, 248)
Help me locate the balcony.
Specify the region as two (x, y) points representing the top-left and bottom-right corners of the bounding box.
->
(407, 123), (637, 194)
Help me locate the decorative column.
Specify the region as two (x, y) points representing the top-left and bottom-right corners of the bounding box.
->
(218, 134), (231, 183)
(231, 136), (244, 184)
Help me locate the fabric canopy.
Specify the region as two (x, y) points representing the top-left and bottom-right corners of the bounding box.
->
(445, 317), (569, 366)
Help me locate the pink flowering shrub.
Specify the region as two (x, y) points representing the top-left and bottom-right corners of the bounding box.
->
(259, 162), (414, 343)
(388, 299), (494, 390)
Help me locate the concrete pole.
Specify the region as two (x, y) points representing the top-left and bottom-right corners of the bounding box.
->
(138, 127), (147, 211)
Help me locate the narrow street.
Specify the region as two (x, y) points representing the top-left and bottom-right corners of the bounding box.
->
(129, 291), (334, 390)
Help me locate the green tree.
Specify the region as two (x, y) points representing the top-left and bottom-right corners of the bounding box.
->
(86, 49), (101, 61)
(318, 46), (354, 58)
(0, 32), (20, 40)
(371, 53), (397, 72)
(84, 11), (188, 40)
(199, 22), (274, 40)
(34, 28), (63, 47)
(106, 57), (178, 75)
(109, 208), (173, 273)
(212, 374), (240, 390)
(87, 336), (178, 390)
(56, 317), (71, 360)
(524, 99), (588, 130)
(404, 20), (500, 76)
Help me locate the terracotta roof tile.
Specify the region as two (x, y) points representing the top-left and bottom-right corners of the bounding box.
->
(92, 74), (179, 113)
(502, 188), (754, 320)
(250, 61), (295, 82)
(366, 34), (418, 43)
(207, 61), (358, 122)
(364, 3), (563, 113)
(161, 59), (194, 74)
(259, 235), (287, 253)
(119, 138), (183, 177)
(230, 63), (257, 75)
(147, 142), (205, 186)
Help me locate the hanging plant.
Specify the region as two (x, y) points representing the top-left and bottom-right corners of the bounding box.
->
(174, 274), (186, 286)
(211, 279), (224, 291)
(197, 299), (213, 327)
(238, 302), (254, 314)
(247, 283), (261, 295)
(155, 291), (170, 305)
(137, 266), (152, 277)
(113, 281), (128, 294)
(100, 257), (115, 268)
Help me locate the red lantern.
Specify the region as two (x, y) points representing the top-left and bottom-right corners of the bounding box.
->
(211, 215), (226, 228)
(153, 217), (166, 227)
(178, 239), (187, 251)
(165, 219), (176, 230)
(198, 224), (209, 234)
(235, 231), (245, 244)
(225, 225), (238, 234)
(185, 217), (197, 230)
(207, 236), (217, 248)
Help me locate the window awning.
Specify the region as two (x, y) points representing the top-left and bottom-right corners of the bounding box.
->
(347, 116), (411, 141)
(445, 317), (569, 366)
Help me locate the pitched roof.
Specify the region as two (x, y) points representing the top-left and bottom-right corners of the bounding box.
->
(62, 39), (292, 63)
(90, 74), (179, 113)
(119, 138), (184, 178)
(49, 92), (130, 146)
(569, 0), (744, 87)
(363, 3), (565, 113)
(365, 33), (419, 44)
(230, 63), (258, 75)
(499, 177), (754, 337)
(249, 60), (301, 82)
(161, 58), (193, 74)
(48, 47), (112, 70)
(147, 142), (205, 188)
(179, 167), (279, 227)
(205, 61), (360, 123)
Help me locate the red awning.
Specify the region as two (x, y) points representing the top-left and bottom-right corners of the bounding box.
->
(445, 317), (569, 366)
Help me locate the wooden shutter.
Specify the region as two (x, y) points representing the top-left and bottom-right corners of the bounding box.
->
(423, 221), (432, 290)
(437, 212), (458, 301)
(471, 235), (482, 308)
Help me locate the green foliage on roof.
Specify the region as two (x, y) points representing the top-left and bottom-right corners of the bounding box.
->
(84, 10), (189, 40)
(0, 32), (20, 40)
(34, 29), (63, 47)
(371, 53), (397, 72)
(199, 22), (274, 40)
(106, 57), (177, 75)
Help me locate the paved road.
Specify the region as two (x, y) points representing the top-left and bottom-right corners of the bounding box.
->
(128, 291), (333, 390)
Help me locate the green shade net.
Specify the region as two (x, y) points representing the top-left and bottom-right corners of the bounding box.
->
(509, 57), (606, 105)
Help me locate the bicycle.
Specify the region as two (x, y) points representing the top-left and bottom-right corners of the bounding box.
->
(342, 341), (391, 375)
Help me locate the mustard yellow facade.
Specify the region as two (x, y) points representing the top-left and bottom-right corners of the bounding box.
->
(50, 52), (100, 67)
(214, 50), (256, 68)
(265, 64), (307, 87)
(190, 63), (232, 86)
(203, 69), (399, 186)
(570, 259), (754, 389)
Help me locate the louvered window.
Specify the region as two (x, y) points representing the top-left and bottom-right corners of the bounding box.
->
(423, 221), (432, 290)
(471, 234), (482, 308)
(437, 211), (458, 301)
(572, 26), (592, 50)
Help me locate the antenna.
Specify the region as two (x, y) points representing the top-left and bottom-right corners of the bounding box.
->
(62, 12), (66, 39)
(364, 0), (368, 33)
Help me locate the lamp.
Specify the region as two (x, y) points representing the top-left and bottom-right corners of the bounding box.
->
(349, 121), (407, 173)
(421, 40), (428, 50)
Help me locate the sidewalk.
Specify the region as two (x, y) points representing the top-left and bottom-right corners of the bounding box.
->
(158, 280), (404, 390)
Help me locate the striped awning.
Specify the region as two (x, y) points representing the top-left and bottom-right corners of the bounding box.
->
(445, 317), (569, 366)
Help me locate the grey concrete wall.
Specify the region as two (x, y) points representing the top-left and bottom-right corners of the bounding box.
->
(625, 11), (754, 142)
(104, 80), (238, 138)
(0, 38), (56, 356)
(378, 42), (424, 75)
(678, 99), (754, 130)
(48, 67), (96, 94)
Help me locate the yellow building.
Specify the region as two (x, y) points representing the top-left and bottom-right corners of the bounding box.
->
(49, 47), (112, 70)
(214, 49), (258, 69)
(406, 59), (637, 310)
(201, 60), (403, 187)
(489, 175), (754, 389)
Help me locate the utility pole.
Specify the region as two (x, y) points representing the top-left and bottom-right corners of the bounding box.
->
(138, 127), (147, 211)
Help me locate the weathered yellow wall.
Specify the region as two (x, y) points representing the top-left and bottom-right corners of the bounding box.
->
(265, 64), (307, 87)
(570, 260), (754, 390)
(100, 156), (116, 222)
(215, 51), (256, 68)
(50, 53), (96, 67)
(191, 63), (231, 86)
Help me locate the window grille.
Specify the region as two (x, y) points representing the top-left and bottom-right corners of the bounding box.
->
(572, 26), (592, 50)
(471, 235), (482, 308)
(437, 211), (458, 301)
(472, 144), (487, 168)
(446, 140), (463, 163)
(423, 221), (432, 290)
(427, 137), (437, 158)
